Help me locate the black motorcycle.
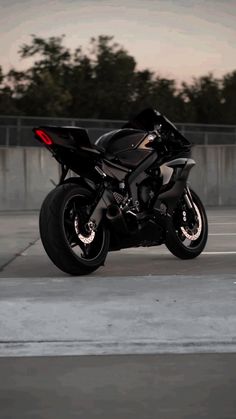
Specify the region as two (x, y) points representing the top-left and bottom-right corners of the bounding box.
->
(33, 108), (208, 275)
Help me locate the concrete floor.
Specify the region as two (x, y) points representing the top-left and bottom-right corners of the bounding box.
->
(1, 354), (236, 419)
(0, 208), (236, 418)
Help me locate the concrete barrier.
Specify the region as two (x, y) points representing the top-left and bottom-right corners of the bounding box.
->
(0, 148), (60, 210)
(190, 145), (236, 206)
(0, 146), (235, 210)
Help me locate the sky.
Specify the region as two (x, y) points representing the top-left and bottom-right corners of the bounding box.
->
(0, 0), (236, 82)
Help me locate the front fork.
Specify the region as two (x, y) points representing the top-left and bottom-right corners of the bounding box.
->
(183, 186), (193, 209)
(183, 187), (199, 226)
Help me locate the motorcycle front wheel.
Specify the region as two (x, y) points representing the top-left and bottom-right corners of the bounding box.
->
(39, 183), (110, 275)
(165, 189), (208, 259)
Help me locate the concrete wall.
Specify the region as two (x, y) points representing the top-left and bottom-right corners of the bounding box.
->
(0, 146), (236, 210)
(0, 148), (60, 210)
(190, 145), (236, 206)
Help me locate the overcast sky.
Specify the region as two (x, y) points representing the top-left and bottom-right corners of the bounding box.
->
(0, 0), (236, 82)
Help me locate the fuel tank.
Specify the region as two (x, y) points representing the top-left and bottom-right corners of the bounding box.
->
(95, 128), (154, 168)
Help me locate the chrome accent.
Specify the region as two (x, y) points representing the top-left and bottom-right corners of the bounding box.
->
(184, 193), (193, 209)
(148, 134), (156, 141)
(126, 210), (137, 217)
(120, 197), (132, 211)
(119, 181), (125, 190)
(95, 165), (107, 178)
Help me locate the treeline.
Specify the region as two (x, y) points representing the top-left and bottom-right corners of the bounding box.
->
(0, 35), (236, 124)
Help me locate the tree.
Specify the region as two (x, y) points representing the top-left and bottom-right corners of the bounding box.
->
(180, 74), (222, 124)
(6, 35), (72, 116)
(66, 50), (94, 118)
(19, 35), (71, 73)
(0, 66), (20, 115)
(0, 35), (235, 123)
(87, 35), (137, 118)
(149, 77), (185, 122)
(221, 71), (236, 124)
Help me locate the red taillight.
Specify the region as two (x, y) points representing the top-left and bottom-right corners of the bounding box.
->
(35, 129), (53, 145)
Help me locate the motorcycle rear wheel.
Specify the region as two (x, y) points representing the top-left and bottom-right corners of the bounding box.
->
(165, 189), (208, 259)
(39, 183), (110, 275)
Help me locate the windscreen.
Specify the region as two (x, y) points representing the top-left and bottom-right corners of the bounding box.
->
(122, 108), (164, 131)
(123, 108), (190, 146)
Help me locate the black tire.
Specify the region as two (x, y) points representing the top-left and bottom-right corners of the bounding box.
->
(165, 189), (208, 259)
(39, 183), (110, 275)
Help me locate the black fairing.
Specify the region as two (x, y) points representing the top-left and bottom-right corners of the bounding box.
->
(95, 108), (191, 168)
(95, 129), (145, 153)
(33, 108), (191, 174)
(95, 128), (152, 168)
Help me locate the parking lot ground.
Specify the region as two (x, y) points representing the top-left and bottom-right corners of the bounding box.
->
(1, 207), (236, 277)
(1, 353), (236, 419)
(0, 207), (236, 418)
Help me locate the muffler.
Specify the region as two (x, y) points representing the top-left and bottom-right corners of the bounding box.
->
(106, 205), (129, 234)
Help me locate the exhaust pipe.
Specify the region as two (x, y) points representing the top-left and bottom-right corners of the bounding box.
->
(106, 205), (129, 234)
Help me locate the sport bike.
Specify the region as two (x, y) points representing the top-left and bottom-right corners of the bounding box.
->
(33, 108), (208, 275)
